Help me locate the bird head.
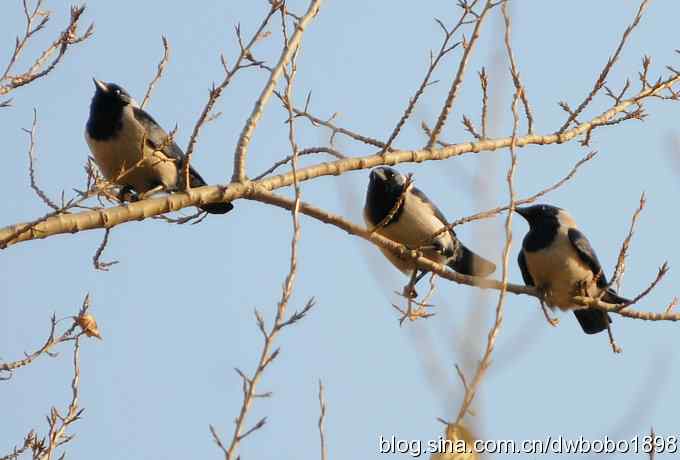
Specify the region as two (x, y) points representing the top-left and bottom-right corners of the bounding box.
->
(515, 204), (566, 228)
(92, 78), (135, 107)
(368, 166), (406, 196)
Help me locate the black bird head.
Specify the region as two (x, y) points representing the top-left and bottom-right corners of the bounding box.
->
(369, 166), (406, 195)
(365, 167), (407, 226)
(87, 79), (137, 141)
(92, 79), (135, 107)
(515, 204), (562, 228)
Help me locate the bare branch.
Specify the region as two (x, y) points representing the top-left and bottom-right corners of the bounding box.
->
(609, 192), (646, 290)
(501, 2), (535, 133)
(232, 0), (323, 183)
(213, 14), (318, 458)
(557, 0), (651, 133)
(380, 10), (471, 153)
(317, 380), (328, 460)
(183, 3), (281, 189)
(92, 228), (118, 271)
(253, 147), (346, 180)
(140, 36), (171, 110)
(427, 0), (497, 148)
(290, 104), (386, 148)
(2, 72), (679, 248)
(251, 188), (679, 322)
(0, 5), (94, 97)
(454, 87), (520, 425)
(24, 109), (59, 210)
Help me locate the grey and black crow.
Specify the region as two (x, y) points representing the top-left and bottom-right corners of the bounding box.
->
(516, 204), (628, 334)
(85, 79), (232, 214)
(364, 167), (496, 288)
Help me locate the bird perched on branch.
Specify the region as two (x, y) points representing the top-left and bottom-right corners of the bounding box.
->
(516, 204), (629, 334)
(85, 79), (233, 214)
(363, 166), (496, 293)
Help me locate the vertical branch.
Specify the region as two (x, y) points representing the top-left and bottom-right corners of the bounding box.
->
(213, 12), (317, 460)
(24, 109), (58, 210)
(182, 4), (281, 189)
(40, 338), (83, 460)
(479, 67), (489, 138)
(454, 88), (520, 425)
(609, 192), (646, 290)
(318, 380), (328, 460)
(501, 2), (534, 134)
(231, 0), (322, 183)
(426, 0), (496, 149)
(140, 36), (170, 110)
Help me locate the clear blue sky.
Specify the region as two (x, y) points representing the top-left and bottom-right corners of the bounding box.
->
(2, 1), (679, 459)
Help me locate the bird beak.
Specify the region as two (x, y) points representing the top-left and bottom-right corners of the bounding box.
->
(514, 206), (529, 219)
(92, 78), (108, 93)
(371, 168), (387, 183)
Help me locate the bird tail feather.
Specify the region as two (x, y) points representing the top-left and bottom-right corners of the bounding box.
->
(186, 164), (234, 215)
(573, 308), (611, 335)
(448, 244), (496, 277)
(602, 289), (630, 305)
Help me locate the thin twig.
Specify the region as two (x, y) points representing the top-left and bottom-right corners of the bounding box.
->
(557, 0), (651, 133)
(427, 0), (497, 148)
(318, 380), (328, 460)
(501, 2), (534, 134)
(253, 147), (346, 180)
(248, 190), (680, 322)
(92, 228), (118, 271)
(290, 103), (386, 148)
(2, 71), (680, 248)
(0, 5), (94, 97)
(140, 36), (170, 109)
(380, 8), (472, 153)
(182, 3), (281, 189)
(609, 192), (646, 290)
(232, 0), (323, 182)
(24, 109), (58, 210)
(479, 68), (489, 138)
(454, 87), (520, 425)
(215, 14), (317, 458)
(40, 338), (83, 460)
(421, 151), (597, 247)
(0, 292), (97, 379)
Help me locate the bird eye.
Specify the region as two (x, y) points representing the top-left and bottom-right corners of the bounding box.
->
(115, 89), (121, 95)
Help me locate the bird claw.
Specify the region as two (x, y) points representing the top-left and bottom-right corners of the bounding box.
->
(574, 279), (590, 297)
(392, 299), (435, 325)
(402, 285), (418, 299)
(542, 307), (560, 327)
(138, 184), (166, 200)
(538, 288), (559, 327)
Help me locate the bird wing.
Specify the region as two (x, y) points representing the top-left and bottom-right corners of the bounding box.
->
(411, 186), (495, 276)
(410, 187), (451, 230)
(132, 107), (207, 187)
(567, 227), (607, 288)
(517, 250), (535, 286)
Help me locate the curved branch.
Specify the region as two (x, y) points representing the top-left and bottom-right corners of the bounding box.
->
(246, 189), (680, 322)
(232, 0), (322, 182)
(1, 72), (679, 248)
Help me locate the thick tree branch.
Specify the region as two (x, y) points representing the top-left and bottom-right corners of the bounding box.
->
(2, 71), (678, 248)
(245, 190), (679, 322)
